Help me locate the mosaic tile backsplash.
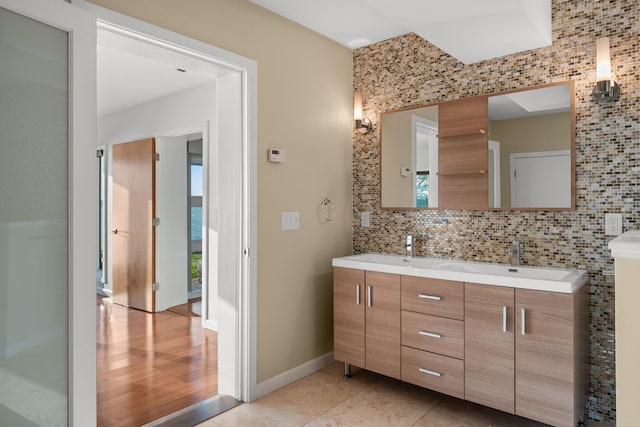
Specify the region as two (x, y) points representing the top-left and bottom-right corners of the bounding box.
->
(352, 1), (639, 423)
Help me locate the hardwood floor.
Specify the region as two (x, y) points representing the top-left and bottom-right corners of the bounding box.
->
(97, 296), (217, 427)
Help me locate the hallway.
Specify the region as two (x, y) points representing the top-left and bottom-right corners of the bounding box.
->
(97, 297), (217, 426)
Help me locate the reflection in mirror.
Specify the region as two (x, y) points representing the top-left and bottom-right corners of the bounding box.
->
(489, 83), (572, 208)
(380, 81), (573, 210)
(381, 105), (438, 208)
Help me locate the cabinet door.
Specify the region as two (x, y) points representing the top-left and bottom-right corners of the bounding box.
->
(365, 271), (401, 379)
(465, 283), (515, 414)
(333, 267), (365, 368)
(515, 289), (575, 427)
(438, 96), (489, 209)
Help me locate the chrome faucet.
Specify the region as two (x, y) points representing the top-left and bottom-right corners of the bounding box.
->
(405, 234), (414, 259)
(509, 240), (521, 266)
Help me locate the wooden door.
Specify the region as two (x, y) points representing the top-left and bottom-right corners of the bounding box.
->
(465, 283), (515, 414)
(112, 138), (156, 312)
(510, 150), (571, 208)
(515, 289), (574, 427)
(333, 267), (365, 368)
(365, 271), (400, 379)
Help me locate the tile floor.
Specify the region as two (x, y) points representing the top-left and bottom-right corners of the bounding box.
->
(196, 363), (610, 427)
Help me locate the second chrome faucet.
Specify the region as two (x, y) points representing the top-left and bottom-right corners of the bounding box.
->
(405, 234), (413, 260)
(510, 240), (521, 266)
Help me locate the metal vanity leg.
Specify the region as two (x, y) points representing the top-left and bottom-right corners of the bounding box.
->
(343, 363), (352, 378)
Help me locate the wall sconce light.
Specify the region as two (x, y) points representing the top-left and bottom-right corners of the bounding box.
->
(592, 37), (620, 103)
(354, 90), (371, 134)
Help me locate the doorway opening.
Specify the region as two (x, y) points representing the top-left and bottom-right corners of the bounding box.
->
(90, 10), (257, 423)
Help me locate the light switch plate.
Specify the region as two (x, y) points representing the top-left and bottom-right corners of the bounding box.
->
(281, 211), (299, 230)
(605, 213), (622, 236)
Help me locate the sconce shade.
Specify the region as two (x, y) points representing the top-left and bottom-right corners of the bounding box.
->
(354, 90), (363, 120)
(596, 37), (612, 81)
(354, 90), (371, 133)
(592, 37), (620, 103)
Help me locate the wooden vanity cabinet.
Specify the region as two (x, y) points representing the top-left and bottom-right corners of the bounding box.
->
(515, 288), (588, 427)
(400, 276), (465, 399)
(464, 283), (589, 427)
(333, 267), (400, 379)
(334, 267), (588, 427)
(464, 283), (515, 414)
(333, 267), (365, 368)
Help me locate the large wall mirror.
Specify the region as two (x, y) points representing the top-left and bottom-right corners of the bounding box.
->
(380, 81), (575, 210)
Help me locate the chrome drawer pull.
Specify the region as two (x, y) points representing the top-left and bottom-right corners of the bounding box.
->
(356, 284), (361, 305)
(521, 308), (526, 336)
(419, 330), (442, 339)
(367, 286), (372, 307)
(418, 294), (441, 301)
(419, 368), (441, 377)
(502, 305), (507, 332)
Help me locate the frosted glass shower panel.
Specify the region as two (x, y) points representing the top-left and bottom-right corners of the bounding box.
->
(0, 6), (69, 425)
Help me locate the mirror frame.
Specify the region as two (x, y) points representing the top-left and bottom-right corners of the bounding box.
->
(378, 80), (576, 211)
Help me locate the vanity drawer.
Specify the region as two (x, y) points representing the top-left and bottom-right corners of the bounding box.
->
(401, 346), (464, 399)
(401, 276), (464, 320)
(401, 311), (464, 359)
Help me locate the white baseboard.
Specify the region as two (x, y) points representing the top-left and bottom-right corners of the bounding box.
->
(96, 285), (111, 297)
(204, 319), (218, 332)
(256, 352), (334, 399)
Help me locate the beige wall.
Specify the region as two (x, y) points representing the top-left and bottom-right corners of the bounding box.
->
(491, 112), (570, 207)
(380, 106), (438, 208)
(88, 0), (353, 382)
(381, 112), (413, 206)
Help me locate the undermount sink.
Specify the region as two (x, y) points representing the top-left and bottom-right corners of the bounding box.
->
(332, 253), (587, 293)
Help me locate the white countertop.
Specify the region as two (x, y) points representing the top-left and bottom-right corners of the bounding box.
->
(333, 253), (589, 294)
(609, 230), (640, 259)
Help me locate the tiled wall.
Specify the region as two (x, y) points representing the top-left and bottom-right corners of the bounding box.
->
(352, 1), (639, 423)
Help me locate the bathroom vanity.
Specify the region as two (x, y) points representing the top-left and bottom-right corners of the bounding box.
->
(332, 254), (589, 427)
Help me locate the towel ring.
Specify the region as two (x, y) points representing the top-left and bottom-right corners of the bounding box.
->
(318, 197), (335, 223)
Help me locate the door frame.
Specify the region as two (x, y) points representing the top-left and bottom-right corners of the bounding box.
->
(74, 0), (258, 405)
(0, 0), (97, 425)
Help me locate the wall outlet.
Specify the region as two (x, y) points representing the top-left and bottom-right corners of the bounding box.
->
(361, 211), (370, 228)
(604, 213), (622, 236)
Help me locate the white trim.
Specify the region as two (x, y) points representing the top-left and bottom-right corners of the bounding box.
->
(71, 0), (258, 404)
(97, 286), (112, 297)
(488, 140), (501, 208)
(205, 319), (219, 331)
(256, 352), (335, 398)
(412, 115), (438, 208)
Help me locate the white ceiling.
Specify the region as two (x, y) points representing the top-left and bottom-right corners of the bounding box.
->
(97, 28), (226, 117)
(97, 1), (552, 117)
(488, 84), (570, 120)
(249, 0), (551, 64)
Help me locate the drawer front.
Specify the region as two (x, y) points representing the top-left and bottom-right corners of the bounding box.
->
(401, 346), (464, 399)
(401, 311), (464, 359)
(401, 276), (464, 320)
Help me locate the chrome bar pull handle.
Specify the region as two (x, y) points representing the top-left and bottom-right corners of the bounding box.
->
(419, 368), (441, 377)
(356, 284), (361, 305)
(419, 330), (442, 339)
(367, 286), (372, 307)
(502, 306), (507, 332)
(419, 294), (441, 301)
(521, 308), (526, 335)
